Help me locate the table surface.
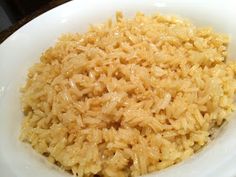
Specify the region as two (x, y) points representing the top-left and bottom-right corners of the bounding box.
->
(0, 0), (70, 44)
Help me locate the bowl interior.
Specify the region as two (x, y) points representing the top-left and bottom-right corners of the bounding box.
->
(0, 1), (236, 177)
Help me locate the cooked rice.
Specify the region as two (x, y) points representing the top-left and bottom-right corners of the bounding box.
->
(20, 12), (236, 177)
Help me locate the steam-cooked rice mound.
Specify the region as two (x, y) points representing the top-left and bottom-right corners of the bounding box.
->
(20, 12), (236, 177)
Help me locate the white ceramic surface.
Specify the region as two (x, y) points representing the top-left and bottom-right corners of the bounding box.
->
(1, 0), (236, 177)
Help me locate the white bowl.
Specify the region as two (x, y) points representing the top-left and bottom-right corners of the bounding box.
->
(1, 0), (236, 177)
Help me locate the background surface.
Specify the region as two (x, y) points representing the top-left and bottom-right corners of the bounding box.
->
(0, 0), (70, 43)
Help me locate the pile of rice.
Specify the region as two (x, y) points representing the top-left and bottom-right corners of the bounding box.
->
(20, 12), (236, 177)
